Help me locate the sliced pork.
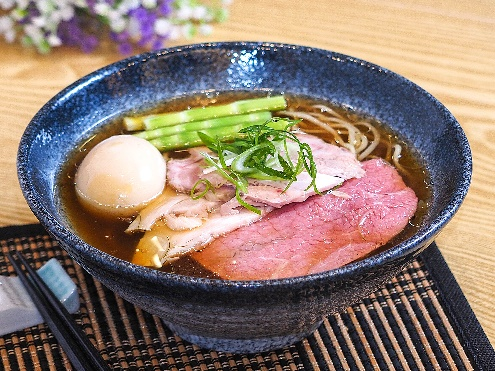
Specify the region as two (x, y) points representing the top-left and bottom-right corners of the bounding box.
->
(192, 159), (418, 280)
(126, 192), (224, 232)
(166, 133), (364, 209)
(166, 148), (228, 194)
(134, 205), (272, 263)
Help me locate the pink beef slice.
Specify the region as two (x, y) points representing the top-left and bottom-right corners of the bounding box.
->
(192, 158), (418, 280)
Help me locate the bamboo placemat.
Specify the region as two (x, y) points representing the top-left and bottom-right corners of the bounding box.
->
(0, 224), (494, 370)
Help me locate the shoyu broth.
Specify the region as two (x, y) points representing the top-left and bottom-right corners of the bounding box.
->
(59, 92), (430, 279)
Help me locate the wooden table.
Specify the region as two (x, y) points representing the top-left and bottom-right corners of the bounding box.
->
(1, 0), (494, 347)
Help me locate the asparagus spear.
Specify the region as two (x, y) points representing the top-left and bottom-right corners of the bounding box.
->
(124, 95), (287, 131)
(134, 111), (272, 141)
(148, 112), (291, 151)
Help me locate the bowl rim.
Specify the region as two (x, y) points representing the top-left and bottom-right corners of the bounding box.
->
(17, 41), (472, 291)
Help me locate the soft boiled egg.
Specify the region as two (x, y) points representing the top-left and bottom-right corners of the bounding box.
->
(75, 135), (167, 217)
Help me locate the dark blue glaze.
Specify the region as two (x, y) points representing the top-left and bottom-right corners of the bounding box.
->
(17, 42), (472, 353)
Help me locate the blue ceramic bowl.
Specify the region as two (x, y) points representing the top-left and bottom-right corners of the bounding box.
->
(17, 42), (471, 353)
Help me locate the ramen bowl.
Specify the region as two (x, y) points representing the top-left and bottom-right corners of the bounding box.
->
(17, 42), (471, 353)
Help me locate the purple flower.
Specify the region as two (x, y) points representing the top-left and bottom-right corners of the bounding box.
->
(1, 0), (231, 54)
(118, 41), (133, 55)
(159, 1), (173, 16)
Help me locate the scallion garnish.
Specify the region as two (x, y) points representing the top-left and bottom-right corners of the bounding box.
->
(194, 117), (320, 214)
(190, 179), (214, 200)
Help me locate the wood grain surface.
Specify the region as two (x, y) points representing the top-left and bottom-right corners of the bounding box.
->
(1, 0), (494, 347)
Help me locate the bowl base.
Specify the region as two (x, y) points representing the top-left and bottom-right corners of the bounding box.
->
(165, 320), (324, 353)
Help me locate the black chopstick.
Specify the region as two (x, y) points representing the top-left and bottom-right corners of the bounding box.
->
(7, 251), (110, 371)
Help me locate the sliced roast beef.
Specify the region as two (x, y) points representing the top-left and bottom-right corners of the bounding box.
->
(192, 159), (418, 280)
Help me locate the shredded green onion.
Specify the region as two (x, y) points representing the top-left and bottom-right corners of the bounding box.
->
(194, 117), (320, 213)
(190, 179), (213, 200)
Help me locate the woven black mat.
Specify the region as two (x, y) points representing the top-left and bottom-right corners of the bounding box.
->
(0, 224), (494, 370)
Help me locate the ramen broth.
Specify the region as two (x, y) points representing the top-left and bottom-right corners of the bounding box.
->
(59, 92), (430, 278)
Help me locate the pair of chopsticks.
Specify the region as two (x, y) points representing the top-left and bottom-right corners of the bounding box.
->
(7, 251), (110, 371)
